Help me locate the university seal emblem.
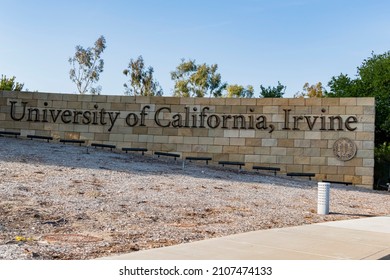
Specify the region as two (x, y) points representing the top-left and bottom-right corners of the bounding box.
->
(333, 138), (357, 161)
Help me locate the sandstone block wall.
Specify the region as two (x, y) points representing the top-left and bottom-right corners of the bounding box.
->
(0, 91), (375, 188)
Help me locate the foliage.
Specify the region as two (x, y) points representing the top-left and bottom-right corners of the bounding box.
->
(0, 75), (24, 91)
(226, 84), (254, 98)
(326, 73), (358, 97)
(325, 51), (390, 144)
(374, 142), (390, 187)
(375, 142), (390, 163)
(170, 59), (226, 97)
(294, 82), (324, 98)
(123, 56), (163, 96)
(259, 81), (285, 98)
(68, 36), (106, 94)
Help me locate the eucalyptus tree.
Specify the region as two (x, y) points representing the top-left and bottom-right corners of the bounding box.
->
(294, 82), (324, 98)
(171, 59), (226, 97)
(68, 36), (106, 94)
(226, 84), (254, 98)
(123, 56), (163, 96)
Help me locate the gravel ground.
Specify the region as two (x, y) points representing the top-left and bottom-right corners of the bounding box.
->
(0, 137), (389, 260)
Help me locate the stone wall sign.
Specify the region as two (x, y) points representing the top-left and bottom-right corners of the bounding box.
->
(0, 91), (376, 187)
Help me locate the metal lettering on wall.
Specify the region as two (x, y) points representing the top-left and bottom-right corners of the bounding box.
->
(9, 101), (359, 133)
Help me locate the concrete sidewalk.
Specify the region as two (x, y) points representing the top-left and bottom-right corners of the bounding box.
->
(100, 216), (390, 260)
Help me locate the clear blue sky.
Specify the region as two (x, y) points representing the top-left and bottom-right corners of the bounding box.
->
(2, 0), (390, 97)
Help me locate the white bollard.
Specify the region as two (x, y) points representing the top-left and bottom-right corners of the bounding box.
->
(317, 182), (330, 215)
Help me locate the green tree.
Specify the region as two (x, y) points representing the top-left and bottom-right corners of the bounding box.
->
(259, 81), (286, 98)
(326, 51), (390, 144)
(326, 73), (358, 97)
(0, 75), (24, 91)
(326, 51), (390, 186)
(123, 56), (163, 96)
(68, 35), (106, 94)
(170, 59), (226, 97)
(226, 84), (254, 98)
